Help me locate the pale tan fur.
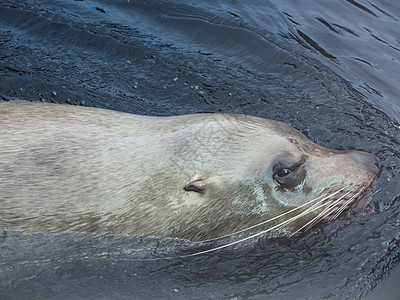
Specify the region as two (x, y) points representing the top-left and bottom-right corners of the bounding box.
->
(0, 101), (379, 241)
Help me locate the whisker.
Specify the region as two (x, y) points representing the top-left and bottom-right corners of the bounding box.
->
(310, 193), (350, 223)
(199, 185), (348, 243)
(273, 185), (357, 232)
(135, 185), (362, 260)
(289, 198), (339, 236)
(329, 197), (354, 220)
(306, 187), (358, 226)
(180, 213), (305, 257)
(302, 185), (364, 233)
(330, 186), (365, 220)
(132, 197), (342, 261)
(182, 188), (352, 257)
(325, 187), (363, 222)
(300, 200), (340, 232)
(289, 187), (358, 235)
(135, 186), (360, 260)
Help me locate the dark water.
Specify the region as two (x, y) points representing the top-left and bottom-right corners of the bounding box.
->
(1, 0), (400, 299)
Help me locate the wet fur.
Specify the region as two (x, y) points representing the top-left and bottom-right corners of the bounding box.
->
(0, 101), (379, 242)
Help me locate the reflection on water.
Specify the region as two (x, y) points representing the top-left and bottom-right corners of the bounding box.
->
(0, 0), (400, 299)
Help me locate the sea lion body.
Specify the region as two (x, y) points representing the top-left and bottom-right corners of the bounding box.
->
(0, 101), (379, 241)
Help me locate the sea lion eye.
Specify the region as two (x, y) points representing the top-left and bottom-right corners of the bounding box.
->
(276, 168), (292, 178)
(273, 165), (299, 186)
(273, 155), (308, 188)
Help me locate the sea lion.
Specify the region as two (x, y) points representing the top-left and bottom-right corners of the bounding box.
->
(0, 101), (379, 242)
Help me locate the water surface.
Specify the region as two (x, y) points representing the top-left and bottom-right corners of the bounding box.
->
(1, 0), (399, 299)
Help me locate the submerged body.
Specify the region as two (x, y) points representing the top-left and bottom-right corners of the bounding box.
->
(0, 101), (379, 242)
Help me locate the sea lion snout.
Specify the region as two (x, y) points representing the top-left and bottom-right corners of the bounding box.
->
(345, 150), (380, 176)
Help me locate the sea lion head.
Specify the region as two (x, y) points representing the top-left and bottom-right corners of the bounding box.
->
(179, 116), (379, 241)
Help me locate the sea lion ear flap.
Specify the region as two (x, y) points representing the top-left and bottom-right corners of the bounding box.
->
(184, 179), (209, 194)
